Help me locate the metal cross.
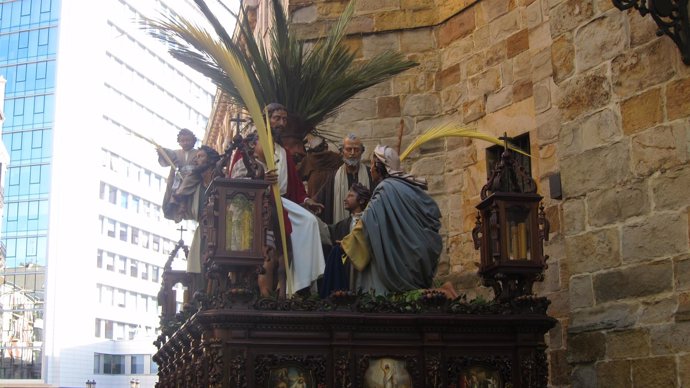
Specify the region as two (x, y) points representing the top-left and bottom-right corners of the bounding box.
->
(177, 225), (187, 241)
(229, 112), (247, 137)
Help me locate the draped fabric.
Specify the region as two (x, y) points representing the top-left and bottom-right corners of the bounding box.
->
(342, 177), (442, 294)
(231, 144), (323, 294)
(332, 163), (371, 224)
(159, 148), (200, 221)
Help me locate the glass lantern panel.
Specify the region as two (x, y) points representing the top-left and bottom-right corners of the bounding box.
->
(225, 193), (254, 252)
(504, 205), (531, 260)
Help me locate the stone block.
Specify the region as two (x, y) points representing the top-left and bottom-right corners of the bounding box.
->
(680, 354), (690, 388)
(621, 87), (663, 135)
(513, 79), (533, 102)
(400, 28), (436, 53)
(559, 108), (622, 159)
(560, 141), (630, 198)
(594, 260), (673, 303)
(568, 331), (606, 363)
(597, 360), (632, 388)
(531, 46), (553, 82)
(401, 93), (441, 116)
(486, 41), (507, 67)
(345, 15), (375, 35)
(486, 86), (513, 113)
(355, 80), (391, 99)
(547, 290), (570, 317)
(639, 296), (678, 325)
(441, 38), (475, 68)
(489, 10), (520, 43)
(361, 32), (400, 59)
(436, 63), (461, 90)
(549, 319), (566, 350)
(481, 0), (516, 22)
(550, 0), (594, 37)
(557, 65), (611, 122)
(377, 96), (401, 118)
(441, 83), (465, 112)
(501, 60), (514, 86)
(550, 349), (572, 385)
(524, 1), (544, 29)
(538, 143), (559, 177)
(651, 166), (690, 211)
(612, 38), (676, 99)
(400, 0), (435, 10)
(570, 303), (638, 333)
(666, 77), (690, 121)
(467, 67), (502, 98)
(631, 125), (688, 176)
(355, 0), (399, 14)
(677, 292), (690, 322)
(572, 364), (597, 388)
(438, 8), (476, 48)
(676, 254), (690, 291)
(533, 80), (553, 114)
(622, 212), (689, 262)
(651, 322), (690, 355)
(335, 98), (378, 122)
(507, 29), (529, 58)
(565, 227), (621, 274)
(574, 11), (627, 72)
(465, 52), (486, 78)
(606, 328), (650, 359)
(551, 33), (574, 84)
(513, 51), (532, 81)
(463, 97), (486, 123)
(292, 5), (318, 23)
(474, 25), (491, 50)
(477, 97), (536, 136)
(445, 144), (478, 172)
(529, 22), (551, 52)
(586, 181), (649, 227)
(569, 274), (594, 309)
(632, 356), (677, 387)
(374, 9), (436, 31)
(370, 117), (407, 138)
(628, 11), (658, 47)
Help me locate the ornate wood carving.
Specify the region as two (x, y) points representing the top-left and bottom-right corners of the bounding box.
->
(425, 352), (444, 388)
(333, 351), (351, 388)
(447, 355), (512, 388)
(254, 354), (327, 387)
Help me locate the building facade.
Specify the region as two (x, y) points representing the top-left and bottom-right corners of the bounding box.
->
(206, 0), (690, 386)
(0, 0), (215, 387)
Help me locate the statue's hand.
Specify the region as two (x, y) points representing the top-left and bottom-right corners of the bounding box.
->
(264, 169), (279, 185)
(303, 198), (324, 214)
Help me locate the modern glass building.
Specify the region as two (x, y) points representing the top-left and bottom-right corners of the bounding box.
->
(0, 0), (218, 386)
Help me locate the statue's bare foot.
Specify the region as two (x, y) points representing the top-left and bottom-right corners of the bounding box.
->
(436, 281), (459, 300)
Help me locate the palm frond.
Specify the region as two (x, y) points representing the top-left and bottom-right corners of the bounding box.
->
(146, 14), (293, 294)
(400, 123), (531, 161)
(145, 0), (416, 141)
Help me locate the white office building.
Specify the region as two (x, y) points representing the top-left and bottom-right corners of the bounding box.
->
(0, 0), (228, 387)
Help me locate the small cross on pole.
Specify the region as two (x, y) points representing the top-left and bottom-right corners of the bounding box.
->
(229, 112), (247, 137)
(177, 225), (187, 243)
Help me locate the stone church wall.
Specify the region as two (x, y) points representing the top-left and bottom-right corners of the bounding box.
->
(284, 0), (690, 386)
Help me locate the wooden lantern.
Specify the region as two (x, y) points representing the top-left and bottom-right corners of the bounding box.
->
(472, 137), (549, 301)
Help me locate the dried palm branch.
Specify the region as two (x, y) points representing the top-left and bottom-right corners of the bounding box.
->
(399, 123), (531, 161)
(146, 0), (417, 140)
(146, 15), (293, 294)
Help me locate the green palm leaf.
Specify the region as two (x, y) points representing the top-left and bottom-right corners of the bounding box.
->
(144, 0), (417, 140)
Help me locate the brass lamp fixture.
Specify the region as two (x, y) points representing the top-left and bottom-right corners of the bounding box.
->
(472, 135), (550, 301)
(613, 0), (690, 64)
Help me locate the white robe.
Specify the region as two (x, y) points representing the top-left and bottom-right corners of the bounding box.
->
(231, 145), (325, 294)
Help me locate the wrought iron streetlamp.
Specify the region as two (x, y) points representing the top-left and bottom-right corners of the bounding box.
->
(85, 380), (96, 388)
(472, 135), (550, 301)
(130, 378), (140, 388)
(613, 0), (690, 64)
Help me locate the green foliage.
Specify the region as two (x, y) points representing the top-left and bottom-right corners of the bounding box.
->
(146, 0), (417, 139)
